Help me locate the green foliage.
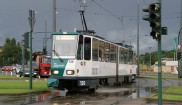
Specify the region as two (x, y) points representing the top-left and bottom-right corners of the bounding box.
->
(140, 50), (175, 66)
(0, 38), (23, 66)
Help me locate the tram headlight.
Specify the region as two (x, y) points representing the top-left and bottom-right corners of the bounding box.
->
(52, 70), (59, 74)
(66, 70), (74, 75)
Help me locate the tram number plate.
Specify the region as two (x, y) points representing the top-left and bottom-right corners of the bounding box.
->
(80, 81), (86, 86)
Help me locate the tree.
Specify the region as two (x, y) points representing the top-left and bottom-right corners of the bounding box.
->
(0, 38), (22, 66)
(139, 50), (175, 67)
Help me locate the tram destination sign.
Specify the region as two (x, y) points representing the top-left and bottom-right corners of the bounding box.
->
(56, 35), (76, 40)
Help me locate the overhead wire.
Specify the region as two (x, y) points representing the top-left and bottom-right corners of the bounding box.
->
(57, 7), (181, 21)
(93, 0), (122, 21)
(142, 0), (147, 5)
(70, 0), (182, 22)
(56, 2), (181, 39)
(58, 0), (180, 40)
(93, 0), (126, 37)
(56, 7), (137, 21)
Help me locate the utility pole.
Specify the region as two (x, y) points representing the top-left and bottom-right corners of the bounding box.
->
(43, 19), (48, 55)
(52, 0), (56, 32)
(137, 0), (140, 76)
(137, 0), (140, 98)
(45, 19), (47, 49)
(28, 10), (36, 90)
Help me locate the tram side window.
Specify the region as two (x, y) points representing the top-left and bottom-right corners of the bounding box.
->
(133, 52), (137, 64)
(119, 48), (125, 64)
(125, 50), (129, 64)
(110, 44), (116, 63)
(92, 38), (99, 61)
(84, 37), (91, 60)
(105, 43), (110, 62)
(99, 41), (105, 62)
(123, 49), (127, 64)
(77, 35), (83, 60)
(129, 51), (133, 64)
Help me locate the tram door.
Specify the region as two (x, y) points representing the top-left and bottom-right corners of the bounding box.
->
(82, 37), (91, 75)
(77, 35), (84, 75)
(77, 35), (92, 76)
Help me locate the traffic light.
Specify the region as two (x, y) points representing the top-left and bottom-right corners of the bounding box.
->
(143, 2), (161, 40)
(178, 52), (181, 60)
(24, 32), (29, 48)
(149, 3), (161, 39)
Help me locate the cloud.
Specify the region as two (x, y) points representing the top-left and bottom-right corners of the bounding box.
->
(104, 25), (156, 54)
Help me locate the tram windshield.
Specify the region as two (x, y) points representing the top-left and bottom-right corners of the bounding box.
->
(52, 35), (78, 59)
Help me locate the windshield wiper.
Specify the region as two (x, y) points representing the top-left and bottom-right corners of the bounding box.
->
(53, 44), (63, 62)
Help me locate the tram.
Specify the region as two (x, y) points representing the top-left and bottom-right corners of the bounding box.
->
(48, 31), (137, 91)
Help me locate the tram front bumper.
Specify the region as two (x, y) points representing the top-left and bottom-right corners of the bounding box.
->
(47, 78), (59, 88)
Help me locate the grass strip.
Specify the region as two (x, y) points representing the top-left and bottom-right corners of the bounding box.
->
(0, 75), (20, 79)
(149, 94), (182, 101)
(0, 80), (50, 94)
(138, 75), (179, 79)
(164, 86), (182, 95)
(147, 86), (182, 102)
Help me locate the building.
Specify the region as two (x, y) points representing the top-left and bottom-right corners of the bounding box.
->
(153, 58), (178, 74)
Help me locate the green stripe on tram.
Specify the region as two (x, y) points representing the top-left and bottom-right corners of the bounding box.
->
(51, 59), (68, 76)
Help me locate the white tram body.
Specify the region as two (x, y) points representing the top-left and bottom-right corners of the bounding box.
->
(48, 32), (137, 91)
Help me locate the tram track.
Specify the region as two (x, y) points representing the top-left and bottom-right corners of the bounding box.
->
(60, 78), (148, 105)
(110, 97), (131, 105)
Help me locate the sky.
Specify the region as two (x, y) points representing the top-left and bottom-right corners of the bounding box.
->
(0, 0), (181, 54)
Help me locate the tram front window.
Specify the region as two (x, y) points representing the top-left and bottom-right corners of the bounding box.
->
(52, 35), (78, 58)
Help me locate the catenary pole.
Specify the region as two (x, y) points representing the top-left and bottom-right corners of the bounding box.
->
(137, 0), (140, 75)
(53, 0), (56, 32)
(28, 10), (35, 90)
